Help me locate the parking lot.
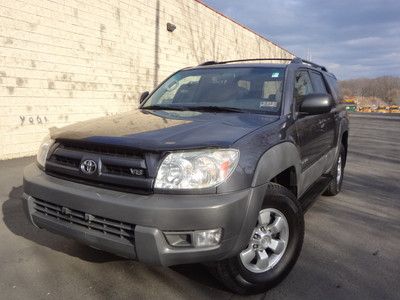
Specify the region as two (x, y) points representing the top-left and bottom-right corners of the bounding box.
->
(0, 113), (399, 300)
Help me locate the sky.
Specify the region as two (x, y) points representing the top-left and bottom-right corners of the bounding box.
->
(202, 0), (400, 80)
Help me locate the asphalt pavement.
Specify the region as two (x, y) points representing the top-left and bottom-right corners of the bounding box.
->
(0, 113), (399, 300)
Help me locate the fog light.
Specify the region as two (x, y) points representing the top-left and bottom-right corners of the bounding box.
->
(164, 228), (223, 248)
(165, 233), (192, 247)
(193, 228), (222, 248)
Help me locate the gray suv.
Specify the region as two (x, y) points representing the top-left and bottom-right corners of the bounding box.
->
(22, 57), (349, 294)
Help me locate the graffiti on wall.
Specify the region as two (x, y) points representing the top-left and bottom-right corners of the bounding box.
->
(19, 115), (49, 126)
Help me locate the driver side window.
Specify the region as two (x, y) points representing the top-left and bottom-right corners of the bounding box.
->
(294, 70), (314, 108)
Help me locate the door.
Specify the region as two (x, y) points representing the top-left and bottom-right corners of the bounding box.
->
(309, 70), (336, 153)
(294, 69), (335, 172)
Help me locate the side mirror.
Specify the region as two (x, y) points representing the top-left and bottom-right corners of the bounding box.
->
(299, 93), (333, 115)
(139, 91), (149, 104)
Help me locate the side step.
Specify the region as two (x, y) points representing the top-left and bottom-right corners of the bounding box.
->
(299, 176), (333, 212)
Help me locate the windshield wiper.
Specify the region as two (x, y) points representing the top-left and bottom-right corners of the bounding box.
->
(142, 105), (246, 113)
(183, 106), (245, 113)
(141, 105), (187, 111)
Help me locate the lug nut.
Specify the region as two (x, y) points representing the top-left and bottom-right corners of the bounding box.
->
(253, 234), (260, 239)
(253, 244), (258, 249)
(260, 226), (266, 232)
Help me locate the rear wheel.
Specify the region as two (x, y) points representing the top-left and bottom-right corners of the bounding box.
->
(323, 144), (346, 196)
(210, 183), (304, 295)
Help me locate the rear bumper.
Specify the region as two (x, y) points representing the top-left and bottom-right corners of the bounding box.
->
(23, 163), (265, 266)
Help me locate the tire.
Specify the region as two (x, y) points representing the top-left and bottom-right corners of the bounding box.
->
(323, 144), (346, 196)
(210, 183), (304, 295)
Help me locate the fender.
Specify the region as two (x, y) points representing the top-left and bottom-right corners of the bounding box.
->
(332, 112), (349, 165)
(251, 142), (301, 188)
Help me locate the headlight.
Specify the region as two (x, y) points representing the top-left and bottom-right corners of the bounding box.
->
(37, 135), (55, 168)
(155, 149), (239, 189)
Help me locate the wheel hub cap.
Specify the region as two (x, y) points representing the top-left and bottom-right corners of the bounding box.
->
(240, 208), (289, 273)
(337, 155), (342, 184)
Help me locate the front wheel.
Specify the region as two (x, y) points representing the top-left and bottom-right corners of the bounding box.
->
(210, 183), (304, 295)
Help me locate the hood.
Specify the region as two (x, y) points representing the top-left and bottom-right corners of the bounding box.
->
(51, 109), (279, 151)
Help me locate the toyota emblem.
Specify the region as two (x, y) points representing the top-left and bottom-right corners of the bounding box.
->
(80, 159), (97, 175)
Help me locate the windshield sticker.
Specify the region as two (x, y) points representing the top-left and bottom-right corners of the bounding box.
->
(260, 101), (278, 108)
(271, 72), (280, 78)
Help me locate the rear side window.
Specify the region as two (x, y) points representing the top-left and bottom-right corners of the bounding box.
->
(326, 75), (343, 103)
(310, 71), (328, 93)
(263, 81), (281, 101)
(237, 80), (251, 90)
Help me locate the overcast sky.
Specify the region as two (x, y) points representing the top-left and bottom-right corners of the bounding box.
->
(203, 0), (400, 80)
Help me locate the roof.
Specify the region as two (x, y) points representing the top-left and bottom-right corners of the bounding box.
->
(184, 60), (337, 79)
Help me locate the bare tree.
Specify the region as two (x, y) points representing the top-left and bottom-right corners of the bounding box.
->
(339, 76), (400, 105)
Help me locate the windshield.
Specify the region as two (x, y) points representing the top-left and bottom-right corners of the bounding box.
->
(142, 67), (286, 114)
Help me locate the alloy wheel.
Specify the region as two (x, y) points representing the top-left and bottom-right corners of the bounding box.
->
(240, 208), (289, 273)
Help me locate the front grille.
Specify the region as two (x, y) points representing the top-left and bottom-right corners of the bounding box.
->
(45, 141), (154, 193)
(33, 198), (135, 241)
(52, 155), (80, 168)
(61, 142), (142, 159)
(103, 164), (145, 177)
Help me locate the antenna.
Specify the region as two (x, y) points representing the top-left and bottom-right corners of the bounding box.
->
(306, 48), (312, 61)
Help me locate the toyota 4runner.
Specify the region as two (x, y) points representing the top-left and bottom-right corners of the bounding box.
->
(23, 57), (349, 294)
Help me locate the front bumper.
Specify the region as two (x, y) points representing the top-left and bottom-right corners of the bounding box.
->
(23, 163), (265, 266)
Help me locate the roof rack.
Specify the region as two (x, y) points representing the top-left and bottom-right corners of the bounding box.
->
(198, 57), (329, 72)
(291, 57), (328, 72)
(198, 61), (219, 66)
(198, 58), (293, 66)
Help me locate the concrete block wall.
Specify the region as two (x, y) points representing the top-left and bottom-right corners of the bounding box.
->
(0, 0), (293, 160)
